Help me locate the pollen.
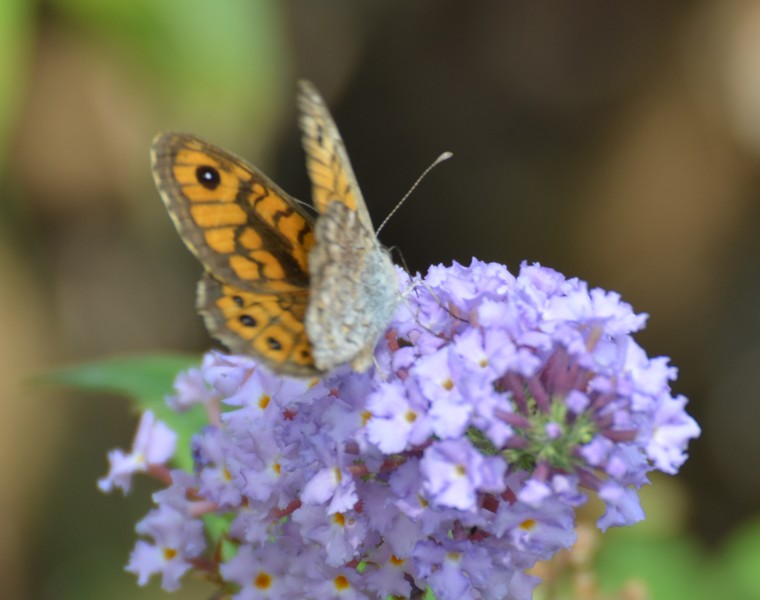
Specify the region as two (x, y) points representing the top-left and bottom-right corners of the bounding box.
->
(163, 547), (177, 561)
(333, 513), (346, 527)
(254, 571), (273, 589)
(520, 518), (537, 530)
(258, 393), (271, 409)
(442, 378), (454, 390)
(405, 410), (417, 423)
(334, 575), (350, 590)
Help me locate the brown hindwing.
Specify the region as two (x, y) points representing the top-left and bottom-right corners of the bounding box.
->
(197, 273), (318, 376)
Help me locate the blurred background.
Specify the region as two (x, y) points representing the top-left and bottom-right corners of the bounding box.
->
(3, 1), (760, 598)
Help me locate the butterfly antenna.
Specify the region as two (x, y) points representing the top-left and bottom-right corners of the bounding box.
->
(375, 151), (453, 235)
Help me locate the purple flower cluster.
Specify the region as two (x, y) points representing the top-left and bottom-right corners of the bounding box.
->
(100, 260), (700, 599)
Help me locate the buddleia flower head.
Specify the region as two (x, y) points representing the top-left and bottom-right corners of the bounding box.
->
(102, 259), (700, 599)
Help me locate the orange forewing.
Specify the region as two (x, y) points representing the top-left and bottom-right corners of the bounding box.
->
(151, 133), (320, 375)
(151, 134), (314, 291)
(297, 81), (369, 225)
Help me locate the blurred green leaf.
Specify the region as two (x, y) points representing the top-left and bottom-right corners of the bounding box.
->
(203, 513), (229, 544)
(0, 0), (33, 165)
(51, 0), (289, 144)
(596, 531), (734, 600)
(40, 353), (198, 403)
(720, 516), (760, 599)
(40, 353), (205, 471)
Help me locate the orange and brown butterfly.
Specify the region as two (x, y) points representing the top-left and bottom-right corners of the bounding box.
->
(151, 80), (398, 377)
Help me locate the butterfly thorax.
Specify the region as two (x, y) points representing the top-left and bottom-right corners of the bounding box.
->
(305, 201), (398, 372)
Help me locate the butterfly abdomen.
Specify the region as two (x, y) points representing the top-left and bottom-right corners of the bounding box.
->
(305, 201), (398, 372)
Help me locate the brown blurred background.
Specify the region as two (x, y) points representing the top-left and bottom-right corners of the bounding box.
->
(3, 1), (760, 598)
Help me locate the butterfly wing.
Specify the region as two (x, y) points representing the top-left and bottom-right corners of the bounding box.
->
(197, 273), (316, 376)
(297, 80), (374, 230)
(152, 132), (320, 376)
(151, 133), (314, 293)
(297, 81), (398, 372)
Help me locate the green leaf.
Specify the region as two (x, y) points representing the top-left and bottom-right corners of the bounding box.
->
(49, 0), (289, 144)
(596, 530), (718, 600)
(39, 353), (197, 402)
(39, 353), (205, 471)
(720, 516), (760, 599)
(0, 0), (33, 166)
(203, 512), (237, 562)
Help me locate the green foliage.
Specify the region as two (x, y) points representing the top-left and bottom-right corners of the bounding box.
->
(41, 353), (205, 472)
(50, 0), (288, 136)
(593, 517), (760, 600)
(719, 516), (760, 600)
(596, 531), (710, 599)
(0, 0), (32, 165)
(203, 512), (238, 563)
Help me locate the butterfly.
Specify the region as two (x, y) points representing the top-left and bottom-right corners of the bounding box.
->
(151, 80), (398, 377)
